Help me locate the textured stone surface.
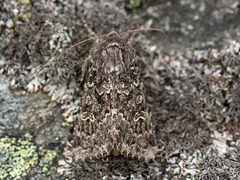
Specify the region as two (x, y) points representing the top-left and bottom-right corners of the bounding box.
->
(0, 0), (240, 179)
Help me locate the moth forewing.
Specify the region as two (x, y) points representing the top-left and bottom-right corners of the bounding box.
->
(72, 31), (158, 162)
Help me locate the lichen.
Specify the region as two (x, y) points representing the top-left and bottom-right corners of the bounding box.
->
(17, 0), (30, 5)
(0, 136), (38, 179)
(39, 150), (57, 173)
(61, 120), (73, 127)
(125, 0), (141, 9)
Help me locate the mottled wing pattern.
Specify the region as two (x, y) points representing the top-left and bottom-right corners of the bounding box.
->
(72, 32), (157, 161)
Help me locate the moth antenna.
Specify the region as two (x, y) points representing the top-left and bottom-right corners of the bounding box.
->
(50, 28), (167, 65)
(127, 24), (140, 45)
(120, 28), (168, 44)
(49, 33), (110, 64)
(49, 13), (100, 64)
(79, 13), (99, 44)
(49, 36), (97, 65)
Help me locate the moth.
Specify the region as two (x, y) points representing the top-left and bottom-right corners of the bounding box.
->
(71, 28), (158, 162)
(26, 14), (161, 162)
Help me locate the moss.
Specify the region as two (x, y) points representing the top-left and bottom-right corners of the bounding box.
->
(0, 136), (38, 179)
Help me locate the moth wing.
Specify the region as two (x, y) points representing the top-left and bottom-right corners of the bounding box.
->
(72, 117), (114, 161)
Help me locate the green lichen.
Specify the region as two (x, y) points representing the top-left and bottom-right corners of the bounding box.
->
(55, 136), (60, 141)
(0, 136), (38, 179)
(62, 120), (73, 127)
(39, 150), (57, 173)
(17, 0), (30, 4)
(0, 74), (6, 78)
(125, 0), (141, 9)
(21, 11), (32, 19)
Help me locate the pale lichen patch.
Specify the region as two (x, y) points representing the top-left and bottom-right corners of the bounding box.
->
(0, 136), (38, 179)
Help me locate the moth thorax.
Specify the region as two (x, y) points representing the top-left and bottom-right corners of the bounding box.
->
(101, 45), (127, 74)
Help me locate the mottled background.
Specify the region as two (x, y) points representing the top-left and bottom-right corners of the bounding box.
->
(0, 0), (240, 179)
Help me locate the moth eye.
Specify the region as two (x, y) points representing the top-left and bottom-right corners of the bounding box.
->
(134, 111), (148, 122)
(81, 112), (95, 122)
(136, 95), (143, 105)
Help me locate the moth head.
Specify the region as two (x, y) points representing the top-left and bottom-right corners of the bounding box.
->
(106, 31), (121, 40)
(91, 31), (136, 74)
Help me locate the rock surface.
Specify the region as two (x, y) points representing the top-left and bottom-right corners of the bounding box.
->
(0, 0), (240, 179)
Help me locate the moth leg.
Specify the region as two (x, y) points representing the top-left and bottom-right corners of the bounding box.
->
(79, 13), (99, 44)
(80, 55), (92, 82)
